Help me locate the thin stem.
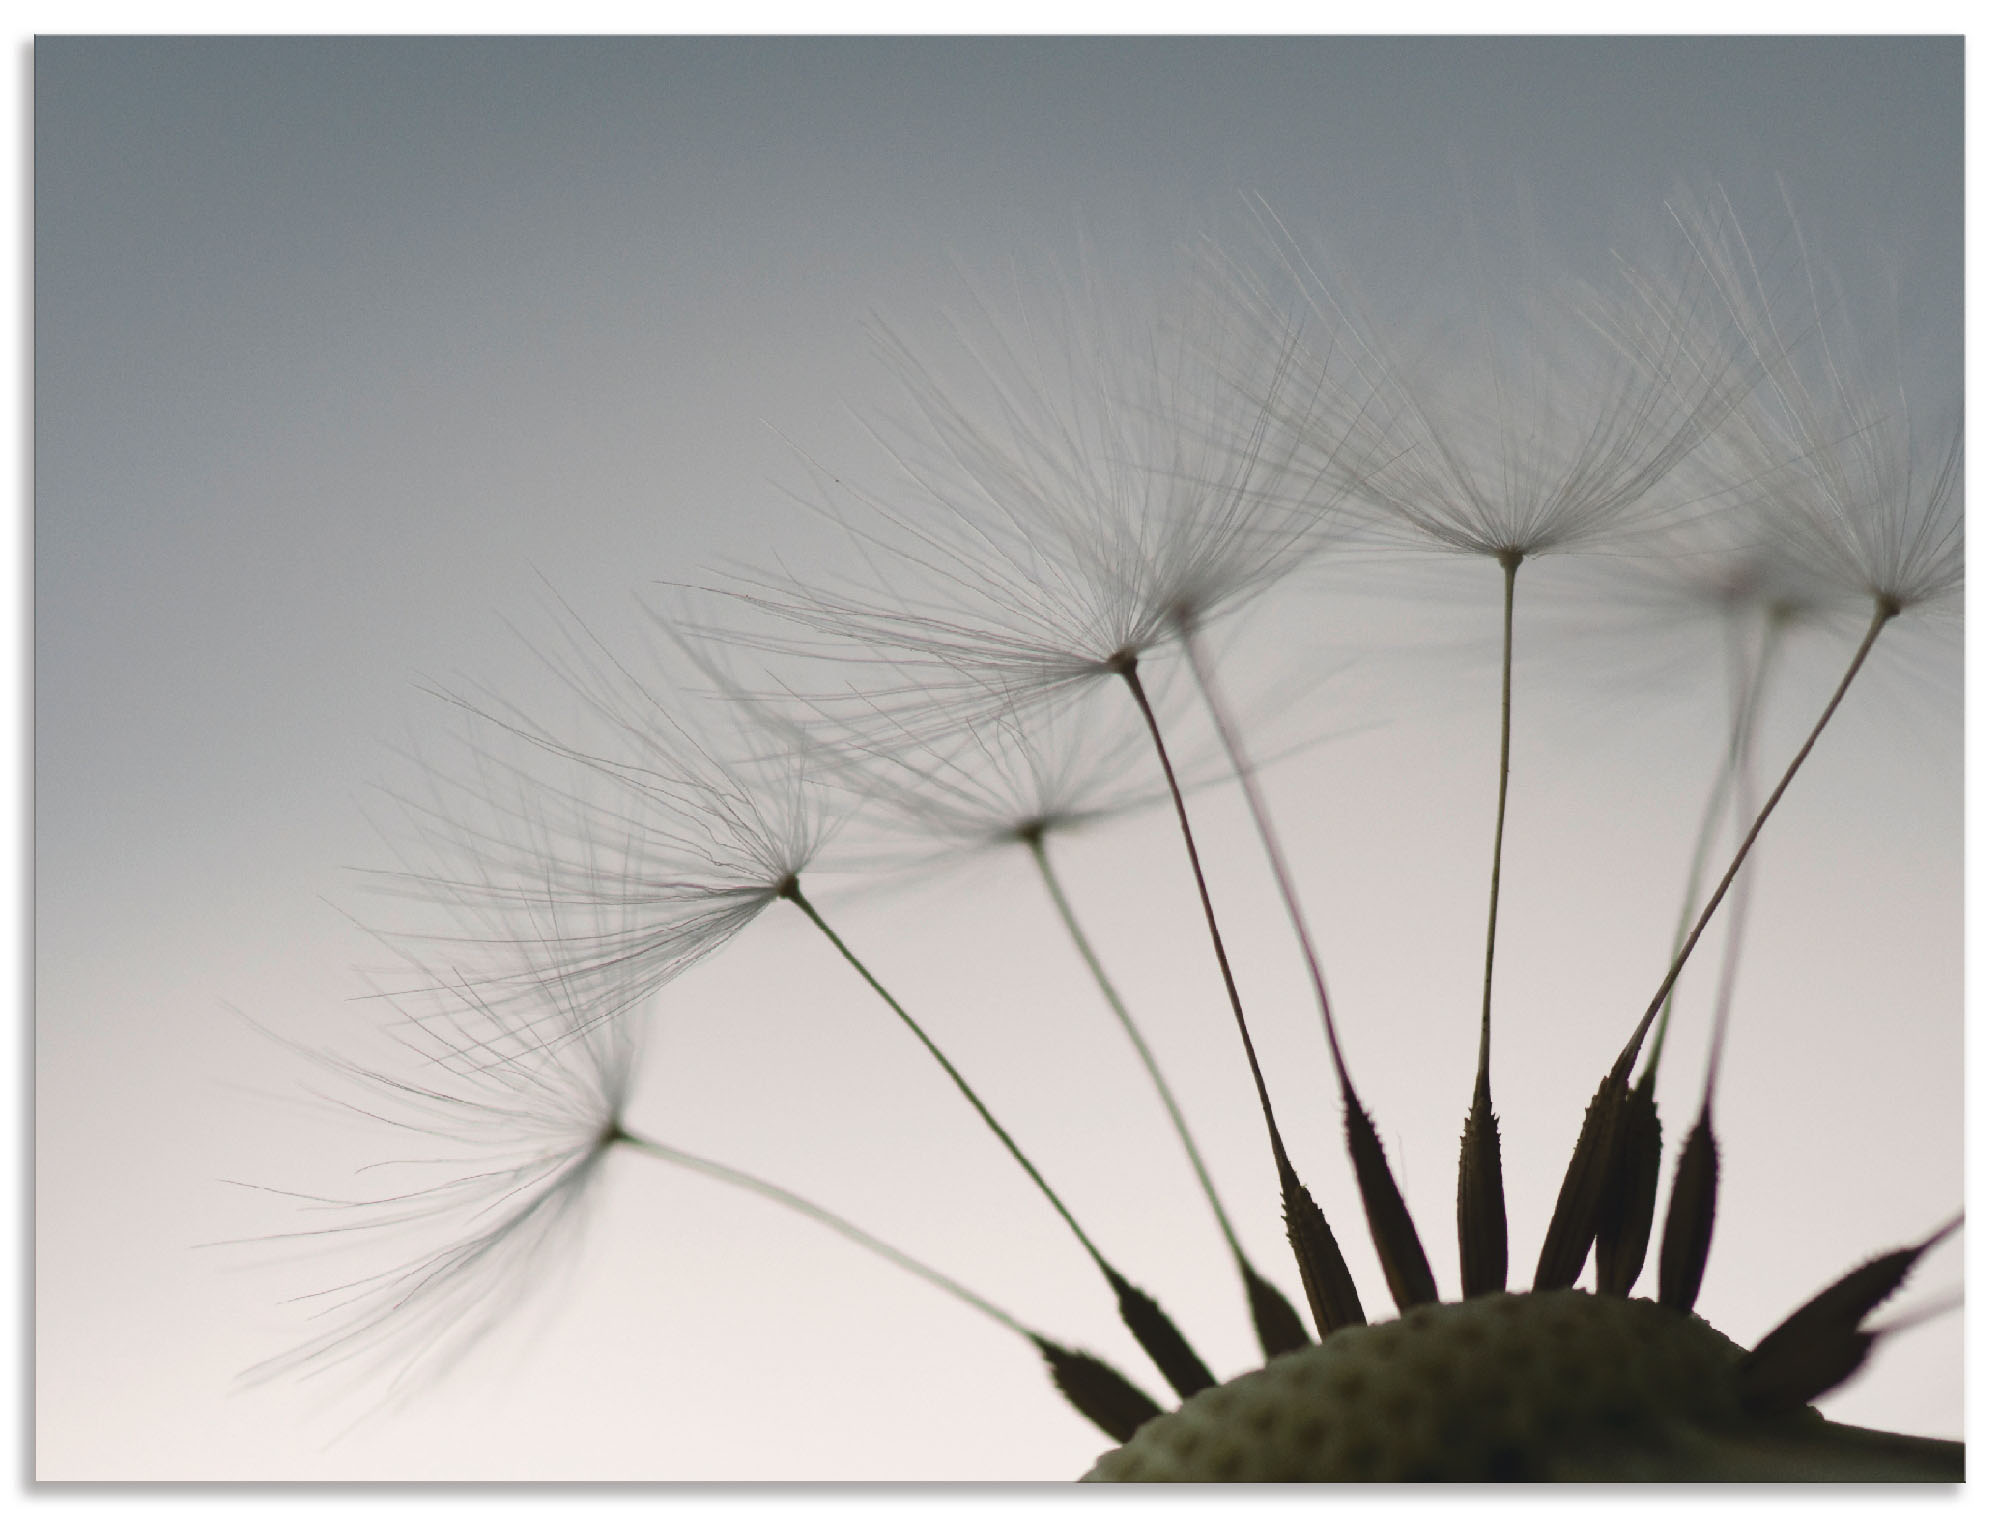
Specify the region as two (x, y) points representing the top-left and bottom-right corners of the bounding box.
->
(1646, 658), (1740, 1078)
(1549, 601), (1896, 1294)
(1147, 639), (1434, 1312)
(1024, 830), (1247, 1263)
(780, 880), (1109, 1276)
(1476, 552), (1522, 1092)
(785, 877), (1217, 1397)
(1616, 598), (1896, 1072)
(1115, 660), (1292, 1173)
(1697, 611), (1786, 1108)
(611, 1126), (1027, 1337)
(1644, 605), (1782, 1083)
(614, 1125), (1170, 1443)
(1176, 623), (1347, 1086)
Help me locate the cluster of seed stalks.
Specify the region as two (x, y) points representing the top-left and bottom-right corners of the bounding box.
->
(252, 191), (1962, 1480)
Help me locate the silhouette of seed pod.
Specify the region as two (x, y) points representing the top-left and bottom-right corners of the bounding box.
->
(1082, 1291), (1962, 1482)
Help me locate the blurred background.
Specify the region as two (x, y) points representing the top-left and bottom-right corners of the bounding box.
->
(35, 36), (1962, 1481)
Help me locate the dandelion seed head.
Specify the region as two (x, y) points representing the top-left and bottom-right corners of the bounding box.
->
(248, 189), (1958, 1475)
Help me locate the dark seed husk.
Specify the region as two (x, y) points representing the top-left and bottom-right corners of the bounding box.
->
(1657, 1107), (1720, 1313)
(1344, 1083), (1439, 1310)
(1595, 1070), (1663, 1299)
(1281, 1163), (1364, 1336)
(1737, 1220), (1961, 1414)
(1105, 1266), (1215, 1400)
(1032, 1335), (1164, 1443)
(1239, 1253), (1312, 1359)
(1534, 1061), (1632, 1291)
(1457, 1070), (1508, 1298)
(1739, 1327), (1878, 1417)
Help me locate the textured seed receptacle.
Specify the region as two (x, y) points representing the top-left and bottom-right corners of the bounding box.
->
(1084, 1290), (1805, 1482)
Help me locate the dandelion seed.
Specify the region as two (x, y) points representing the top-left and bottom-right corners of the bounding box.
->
(772, 872), (1217, 1398)
(1539, 464), (1958, 1301)
(237, 905), (641, 1399)
(252, 871), (1171, 1443)
(697, 254), (1380, 1338)
(1592, 537), (1810, 1298)
(1175, 620), (1437, 1313)
(1538, 587), (1900, 1294)
(1244, 200), (1764, 1302)
(793, 684), (1314, 1358)
(1020, 827), (1310, 1358)
(1620, 197), (1964, 1317)
(1114, 651), (1367, 1336)
(1641, 598), (1783, 1308)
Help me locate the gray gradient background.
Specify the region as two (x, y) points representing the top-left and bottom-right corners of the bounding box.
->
(36, 38), (1962, 1480)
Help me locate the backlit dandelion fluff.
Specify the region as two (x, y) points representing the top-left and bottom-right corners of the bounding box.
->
(711, 255), (1346, 739)
(1694, 283), (1964, 623)
(771, 678), (1174, 868)
(365, 621), (837, 1046)
(239, 909), (640, 1398)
